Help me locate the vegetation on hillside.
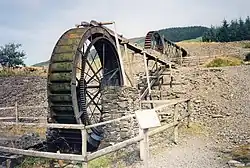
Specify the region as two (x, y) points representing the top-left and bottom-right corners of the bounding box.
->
(0, 67), (47, 77)
(0, 43), (26, 67)
(206, 56), (243, 67)
(159, 26), (209, 42)
(203, 16), (250, 42)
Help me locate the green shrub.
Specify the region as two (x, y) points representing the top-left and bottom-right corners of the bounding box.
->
(206, 56), (243, 67)
(17, 157), (52, 168)
(242, 43), (250, 48)
(88, 155), (112, 168)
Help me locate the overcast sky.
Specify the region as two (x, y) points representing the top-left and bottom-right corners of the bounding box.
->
(0, 0), (250, 65)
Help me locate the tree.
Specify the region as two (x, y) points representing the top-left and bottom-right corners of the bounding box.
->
(228, 20), (239, 41)
(244, 16), (250, 40)
(0, 43), (26, 67)
(217, 19), (230, 42)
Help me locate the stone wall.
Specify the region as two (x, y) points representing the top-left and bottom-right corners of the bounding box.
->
(101, 86), (140, 145)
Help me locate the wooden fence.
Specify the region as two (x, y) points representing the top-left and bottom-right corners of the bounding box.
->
(0, 102), (47, 122)
(0, 98), (191, 168)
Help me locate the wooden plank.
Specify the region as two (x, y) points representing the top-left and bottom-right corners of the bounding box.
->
(87, 135), (143, 161)
(15, 102), (18, 123)
(140, 68), (165, 99)
(141, 98), (189, 105)
(187, 100), (191, 128)
(149, 114), (189, 136)
(85, 114), (135, 129)
(149, 122), (176, 136)
(0, 107), (15, 110)
(0, 146), (86, 162)
(81, 129), (88, 168)
(0, 122), (85, 130)
(173, 104), (178, 144)
(19, 106), (47, 110)
(0, 117), (46, 120)
(143, 129), (149, 168)
(0, 106), (47, 110)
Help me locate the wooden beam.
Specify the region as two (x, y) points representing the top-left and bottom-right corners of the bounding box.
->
(0, 122), (85, 130)
(173, 104), (178, 144)
(0, 117), (46, 120)
(87, 135), (143, 161)
(141, 98), (189, 105)
(0, 146), (86, 162)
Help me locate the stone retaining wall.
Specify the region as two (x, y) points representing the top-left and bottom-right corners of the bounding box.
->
(101, 86), (140, 145)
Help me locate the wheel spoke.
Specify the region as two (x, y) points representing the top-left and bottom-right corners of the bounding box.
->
(86, 68), (102, 84)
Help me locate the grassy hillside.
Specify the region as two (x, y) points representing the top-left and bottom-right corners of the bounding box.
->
(33, 60), (49, 67)
(181, 36), (202, 42)
(159, 26), (209, 42)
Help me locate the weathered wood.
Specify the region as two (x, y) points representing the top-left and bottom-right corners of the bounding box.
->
(19, 106), (47, 110)
(143, 128), (149, 168)
(0, 107), (15, 110)
(173, 104), (178, 144)
(87, 135), (143, 161)
(139, 128), (144, 160)
(15, 102), (18, 123)
(143, 52), (152, 96)
(0, 117), (46, 120)
(149, 122), (177, 136)
(187, 100), (191, 128)
(85, 114), (135, 129)
(0, 122), (85, 130)
(0, 105), (47, 110)
(0, 146), (86, 161)
(141, 98), (189, 104)
(81, 129), (88, 167)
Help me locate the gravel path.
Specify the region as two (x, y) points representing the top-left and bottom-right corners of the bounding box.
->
(130, 135), (227, 168)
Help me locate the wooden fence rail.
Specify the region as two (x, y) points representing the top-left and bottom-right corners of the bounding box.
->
(0, 98), (192, 168)
(0, 102), (47, 122)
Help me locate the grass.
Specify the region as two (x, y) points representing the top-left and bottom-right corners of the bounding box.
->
(2, 125), (46, 137)
(88, 155), (112, 168)
(205, 56), (243, 67)
(15, 150), (128, 168)
(242, 42), (250, 48)
(16, 157), (52, 168)
(181, 36), (202, 42)
(230, 144), (250, 164)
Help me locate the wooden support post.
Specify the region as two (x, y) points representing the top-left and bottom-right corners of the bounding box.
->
(139, 128), (144, 160)
(173, 104), (178, 144)
(180, 51), (183, 67)
(187, 100), (191, 128)
(143, 128), (149, 168)
(15, 102), (18, 123)
(113, 22), (127, 86)
(143, 51), (154, 108)
(143, 52), (151, 96)
(81, 128), (88, 168)
(124, 43), (134, 86)
(169, 64), (173, 88)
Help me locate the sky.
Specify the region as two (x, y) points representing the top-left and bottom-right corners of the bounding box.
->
(0, 0), (250, 65)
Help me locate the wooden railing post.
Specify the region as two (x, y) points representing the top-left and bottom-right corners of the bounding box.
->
(187, 100), (191, 128)
(15, 102), (18, 123)
(81, 128), (88, 168)
(139, 128), (144, 160)
(173, 104), (178, 144)
(143, 128), (149, 168)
